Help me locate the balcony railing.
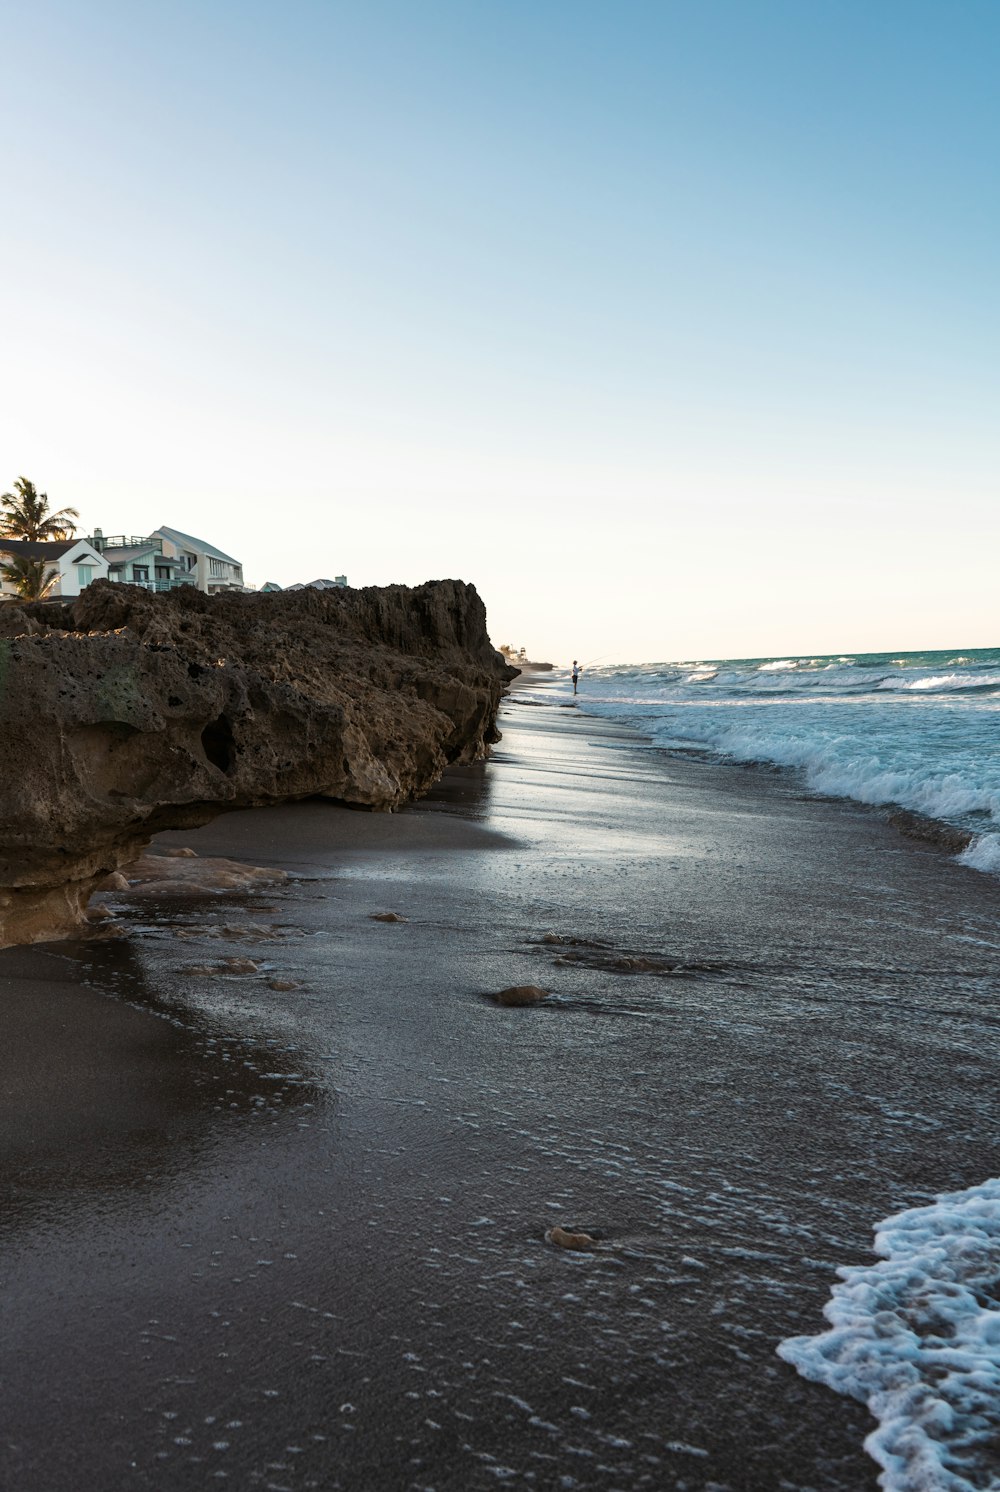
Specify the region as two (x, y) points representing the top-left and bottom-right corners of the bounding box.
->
(93, 535), (165, 553)
(108, 576), (198, 592)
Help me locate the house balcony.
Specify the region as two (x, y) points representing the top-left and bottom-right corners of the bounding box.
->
(109, 575), (198, 592)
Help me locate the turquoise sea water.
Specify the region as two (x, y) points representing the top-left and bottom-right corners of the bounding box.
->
(567, 646), (1000, 875)
(559, 650), (1000, 1487)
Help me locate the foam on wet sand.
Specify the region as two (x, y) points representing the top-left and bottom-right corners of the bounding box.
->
(779, 1179), (1000, 1492)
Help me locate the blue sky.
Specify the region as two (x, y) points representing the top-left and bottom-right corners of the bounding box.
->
(2, 1), (998, 660)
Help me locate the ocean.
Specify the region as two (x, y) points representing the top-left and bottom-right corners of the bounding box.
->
(549, 649), (1000, 1492)
(564, 647), (1000, 876)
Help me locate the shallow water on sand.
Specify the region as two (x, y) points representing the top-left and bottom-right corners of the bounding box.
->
(573, 647), (1000, 875)
(3, 698), (1000, 1490)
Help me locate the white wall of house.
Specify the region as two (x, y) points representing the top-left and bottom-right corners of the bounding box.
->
(58, 541), (109, 595)
(0, 539), (108, 600)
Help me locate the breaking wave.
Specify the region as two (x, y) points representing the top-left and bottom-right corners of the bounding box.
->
(778, 1179), (1000, 1492)
(959, 834), (1000, 875)
(567, 646), (1000, 877)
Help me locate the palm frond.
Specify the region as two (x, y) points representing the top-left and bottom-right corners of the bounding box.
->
(0, 554), (58, 600)
(0, 479), (79, 540)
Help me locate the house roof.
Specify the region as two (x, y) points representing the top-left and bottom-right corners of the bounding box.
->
(285, 579), (346, 590)
(0, 539), (79, 560)
(156, 526), (241, 566)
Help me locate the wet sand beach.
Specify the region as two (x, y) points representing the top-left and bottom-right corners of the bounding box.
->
(3, 691), (1000, 1491)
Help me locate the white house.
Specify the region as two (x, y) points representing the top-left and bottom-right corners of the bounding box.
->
(83, 525), (246, 594)
(0, 538), (108, 600)
(153, 526), (245, 593)
(87, 529), (196, 592)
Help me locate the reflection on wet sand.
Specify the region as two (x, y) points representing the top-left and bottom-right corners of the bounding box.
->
(4, 700), (1000, 1491)
(1, 915), (324, 1234)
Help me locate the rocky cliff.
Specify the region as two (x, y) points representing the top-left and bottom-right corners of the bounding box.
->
(0, 579), (516, 948)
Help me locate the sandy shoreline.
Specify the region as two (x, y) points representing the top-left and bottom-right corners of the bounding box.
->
(3, 690), (1000, 1489)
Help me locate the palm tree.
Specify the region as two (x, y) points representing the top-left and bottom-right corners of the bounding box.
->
(0, 477), (80, 540)
(0, 555), (58, 601)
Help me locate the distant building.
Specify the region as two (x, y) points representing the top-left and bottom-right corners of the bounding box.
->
(259, 580), (283, 593)
(284, 576), (348, 591)
(153, 526), (245, 593)
(0, 537), (108, 599)
(85, 525), (245, 594)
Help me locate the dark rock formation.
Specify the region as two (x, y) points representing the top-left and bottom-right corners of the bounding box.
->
(0, 579), (514, 947)
(492, 984), (550, 1007)
(884, 808), (973, 857)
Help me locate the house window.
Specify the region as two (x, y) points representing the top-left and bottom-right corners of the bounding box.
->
(77, 565), (94, 588)
(209, 557), (227, 576)
(155, 567), (170, 581)
(133, 566), (149, 582)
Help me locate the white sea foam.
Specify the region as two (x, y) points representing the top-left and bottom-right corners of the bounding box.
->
(958, 834), (1000, 874)
(878, 672), (1000, 693)
(577, 646), (1000, 877)
(778, 1179), (1000, 1492)
(643, 719), (1000, 826)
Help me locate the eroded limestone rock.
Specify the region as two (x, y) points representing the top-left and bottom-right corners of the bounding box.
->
(492, 984), (550, 1007)
(0, 579), (514, 947)
(183, 956), (260, 977)
(544, 1226), (597, 1251)
(122, 854), (288, 896)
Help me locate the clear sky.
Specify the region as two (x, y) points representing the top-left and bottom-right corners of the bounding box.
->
(2, 0), (997, 663)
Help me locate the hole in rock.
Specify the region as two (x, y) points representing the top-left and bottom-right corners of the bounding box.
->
(201, 714), (236, 775)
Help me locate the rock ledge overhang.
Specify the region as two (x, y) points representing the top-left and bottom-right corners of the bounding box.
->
(0, 578), (516, 947)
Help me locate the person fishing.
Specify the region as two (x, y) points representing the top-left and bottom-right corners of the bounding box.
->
(572, 659), (581, 694)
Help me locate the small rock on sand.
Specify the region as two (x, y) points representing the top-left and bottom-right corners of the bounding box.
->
(98, 872), (130, 893)
(493, 984), (549, 1007)
(268, 978), (301, 992)
(184, 956), (260, 976)
(157, 847), (199, 858)
(371, 912), (407, 923)
(545, 1226), (597, 1251)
